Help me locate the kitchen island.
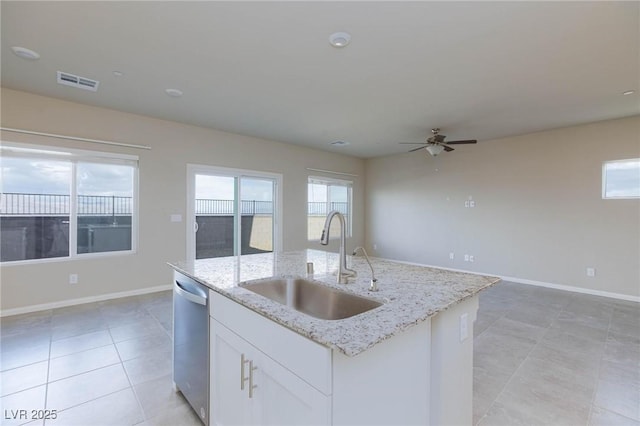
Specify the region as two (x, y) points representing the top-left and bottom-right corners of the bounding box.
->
(170, 250), (499, 426)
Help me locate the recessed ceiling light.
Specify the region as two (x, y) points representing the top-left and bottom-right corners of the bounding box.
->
(330, 140), (350, 146)
(329, 32), (351, 48)
(165, 88), (183, 98)
(622, 90), (635, 96)
(11, 46), (40, 60)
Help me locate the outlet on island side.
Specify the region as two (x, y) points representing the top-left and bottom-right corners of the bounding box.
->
(69, 274), (78, 284)
(459, 313), (469, 342)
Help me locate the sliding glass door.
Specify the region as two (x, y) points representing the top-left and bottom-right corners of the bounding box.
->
(187, 165), (281, 264)
(239, 176), (275, 255)
(194, 174), (237, 259)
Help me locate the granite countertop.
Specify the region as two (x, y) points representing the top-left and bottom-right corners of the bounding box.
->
(169, 250), (500, 357)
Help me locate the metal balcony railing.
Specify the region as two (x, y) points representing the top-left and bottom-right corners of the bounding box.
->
(0, 193), (132, 216)
(307, 201), (349, 216)
(195, 199), (274, 215)
(0, 193), (349, 217)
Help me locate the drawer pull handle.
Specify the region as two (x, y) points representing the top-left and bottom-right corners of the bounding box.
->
(240, 353), (250, 390)
(249, 360), (258, 398)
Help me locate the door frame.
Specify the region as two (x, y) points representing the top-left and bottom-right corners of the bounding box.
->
(186, 164), (283, 267)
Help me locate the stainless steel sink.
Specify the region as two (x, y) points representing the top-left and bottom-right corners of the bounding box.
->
(240, 277), (382, 320)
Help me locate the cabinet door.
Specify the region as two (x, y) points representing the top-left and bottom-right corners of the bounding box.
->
(210, 318), (253, 426)
(211, 318), (330, 426)
(252, 347), (330, 425)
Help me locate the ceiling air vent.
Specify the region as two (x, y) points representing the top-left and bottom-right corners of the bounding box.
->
(56, 71), (99, 92)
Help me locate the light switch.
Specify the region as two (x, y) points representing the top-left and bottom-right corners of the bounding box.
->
(171, 214), (182, 223)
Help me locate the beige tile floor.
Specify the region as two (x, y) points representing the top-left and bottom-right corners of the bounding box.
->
(0, 291), (199, 426)
(474, 282), (640, 426)
(0, 282), (638, 426)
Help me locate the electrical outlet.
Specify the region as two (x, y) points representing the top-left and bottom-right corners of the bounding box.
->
(586, 267), (596, 277)
(449, 252), (454, 260)
(464, 201), (470, 208)
(69, 274), (78, 284)
(469, 255), (475, 262)
(464, 254), (470, 262)
(373, 244), (377, 250)
(469, 200), (476, 208)
(460, 313), (469, 341)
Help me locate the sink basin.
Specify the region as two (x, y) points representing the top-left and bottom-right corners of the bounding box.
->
(240, 277), (382, 320)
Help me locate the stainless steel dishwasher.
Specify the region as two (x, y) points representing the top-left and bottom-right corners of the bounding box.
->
(173, 270), (209, 425)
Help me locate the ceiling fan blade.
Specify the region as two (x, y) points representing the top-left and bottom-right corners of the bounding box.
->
(443, 145), (455, 152)
(408, 146), (426, 153)
(399, 142), (427, 145)
(445, 139), (477, 145)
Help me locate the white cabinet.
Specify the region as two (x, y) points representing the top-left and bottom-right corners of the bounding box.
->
(211, 320), (330, 425)
(210, 319), (249, 425)
(210, 292), (331, 426)
(210, 290), (478, 426)
(253, 346), (329, 425)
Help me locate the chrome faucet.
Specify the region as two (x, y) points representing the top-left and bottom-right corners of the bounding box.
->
(353, 246), (379, 291)
(320, 210), (356, 284)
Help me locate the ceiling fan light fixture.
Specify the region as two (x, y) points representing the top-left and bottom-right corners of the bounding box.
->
(426, 145), (445, 157)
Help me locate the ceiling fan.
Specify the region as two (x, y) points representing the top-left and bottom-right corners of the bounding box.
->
(400, 128), (477, 156)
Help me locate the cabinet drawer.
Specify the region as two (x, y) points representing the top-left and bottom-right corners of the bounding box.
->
(211, 291), (332, 394)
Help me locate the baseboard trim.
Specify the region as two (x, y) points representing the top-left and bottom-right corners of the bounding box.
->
(0, 284), (172, 318)
(501, 275), (640, 303)
(380, 257), (640, 303)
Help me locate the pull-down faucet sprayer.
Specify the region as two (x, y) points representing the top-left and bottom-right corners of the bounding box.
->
(353, 246), (379, 292)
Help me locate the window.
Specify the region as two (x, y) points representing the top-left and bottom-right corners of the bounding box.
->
(308, 176), (352, 241)
(0, 143), (138, 263)
(602, 159), (640, 199)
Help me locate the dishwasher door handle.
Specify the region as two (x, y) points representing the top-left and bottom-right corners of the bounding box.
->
(174, 280), (207, 305)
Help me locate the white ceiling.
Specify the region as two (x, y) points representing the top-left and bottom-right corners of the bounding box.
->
(1, 1), (638, 158)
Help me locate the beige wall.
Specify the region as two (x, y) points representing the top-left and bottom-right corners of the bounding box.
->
(2, 87), (637, 311)
(0, 88), (365, 312)
(365, 116), (640, 299)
